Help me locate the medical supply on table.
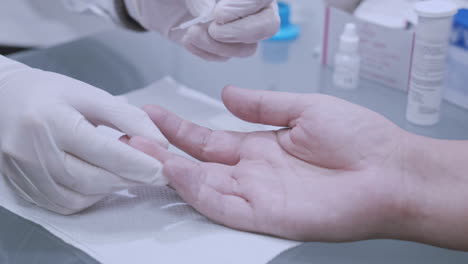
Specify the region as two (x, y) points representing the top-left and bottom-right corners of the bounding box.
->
(333, 23), (361, 89)
(285, 0), (315, 24)
(262, 1), (300, 63)
(322, 4), (414, 91)
(262, 2), (300, 91)
(354, 0), (419, 29)
(0, 77), (298, 264)
(446, 9), (468, 110)
(270, 2), (300, 42)
(406, 0), (458, 126)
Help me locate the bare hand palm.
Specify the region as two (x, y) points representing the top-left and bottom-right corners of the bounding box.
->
(130, 86), (407, 241)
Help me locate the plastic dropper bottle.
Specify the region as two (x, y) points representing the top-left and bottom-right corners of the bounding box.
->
(261, 1), (300, 91)
(333, 23), (361, 89)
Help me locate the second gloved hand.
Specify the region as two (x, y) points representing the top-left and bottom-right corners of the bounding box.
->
(124, 0), (280, 61)
(0, 56), (168, 215)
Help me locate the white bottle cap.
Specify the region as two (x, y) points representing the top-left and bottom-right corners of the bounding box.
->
(339, 23), (359, 53)
(414, 0), (457, 18)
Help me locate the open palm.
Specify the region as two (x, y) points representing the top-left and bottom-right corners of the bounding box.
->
(130, 86), (409, 241)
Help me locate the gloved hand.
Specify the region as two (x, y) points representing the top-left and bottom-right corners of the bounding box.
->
(0, 56), (168, 215)
(124, 0), (280, 61)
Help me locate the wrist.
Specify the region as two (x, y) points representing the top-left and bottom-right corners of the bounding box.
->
(382, 132), (431, 241)
(387, 133), (468, 250)
(368, 130), (421, 241)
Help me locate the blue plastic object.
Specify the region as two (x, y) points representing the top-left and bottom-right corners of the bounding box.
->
(451, 9), (468, 50)
(267, 2), (300, 42)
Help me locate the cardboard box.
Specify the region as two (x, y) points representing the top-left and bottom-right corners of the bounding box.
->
(322, 6), (415, 91)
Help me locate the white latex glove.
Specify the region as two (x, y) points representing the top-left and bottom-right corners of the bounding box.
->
(124, 0), (280, 61)
(0, 56), (168, 215)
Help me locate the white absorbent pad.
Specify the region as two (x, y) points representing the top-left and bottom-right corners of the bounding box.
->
(0, 77), (298, 264)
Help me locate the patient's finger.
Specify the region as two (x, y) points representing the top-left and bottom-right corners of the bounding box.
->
(128, 137), (255, 231)
(119, 135), (130, 144)
(163, 155), (254, 232)
(127, 136), (174, 163)
(222, 85), (313, 127)
(143, 105), (246, 165)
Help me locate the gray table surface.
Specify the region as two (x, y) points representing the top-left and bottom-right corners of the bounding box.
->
(2, 12), (468, 263)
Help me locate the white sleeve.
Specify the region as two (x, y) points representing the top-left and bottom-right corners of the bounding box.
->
(61, 0), (144, 30)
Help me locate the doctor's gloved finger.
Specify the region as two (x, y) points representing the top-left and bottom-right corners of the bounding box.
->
(56, 153), (142, 196)
(185, 0), (216, 17)
(163, 156), (254, 231)
(52, 184), (106, 215)
(70, 88), (168, 146)
(222, 86), (314, 127)
(215, 0), (274, 24)
(115, 95), (129, 104)
(184, 42), (230, 62)
(58, 113), (165, 185)
(209, 5), (280, 44)
(143, 105), (244, 165)
(184, 25), (257, 58)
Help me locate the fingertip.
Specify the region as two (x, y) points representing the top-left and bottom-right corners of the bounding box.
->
(222, 85), (249, 112)
(141, 104), (155, 112)
(244, 43), (258, 57)
(119, 135), (130, 144)
(222, 85), (233, 94)
(214, 5), (232, 25)
(121, 104), (169, 147)
(142, 105), (171, 145)
(142, 105), (167, 119)
(128, 136), (172, 162)
(182, 31), (231, 62)
(222, 85), (240, 99)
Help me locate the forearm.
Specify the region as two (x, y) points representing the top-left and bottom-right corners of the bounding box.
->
(396, 134), (468, 250)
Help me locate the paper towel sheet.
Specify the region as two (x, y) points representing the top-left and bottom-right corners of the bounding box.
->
(0, 77), (298, 264)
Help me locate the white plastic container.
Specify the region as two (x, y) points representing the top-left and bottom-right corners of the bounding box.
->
(406, 0), (458, 126)
(333, 23), (361, 89)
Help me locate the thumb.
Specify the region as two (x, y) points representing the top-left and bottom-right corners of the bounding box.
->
(221, 86), (314, 127)
(185, 0), (216, 17)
